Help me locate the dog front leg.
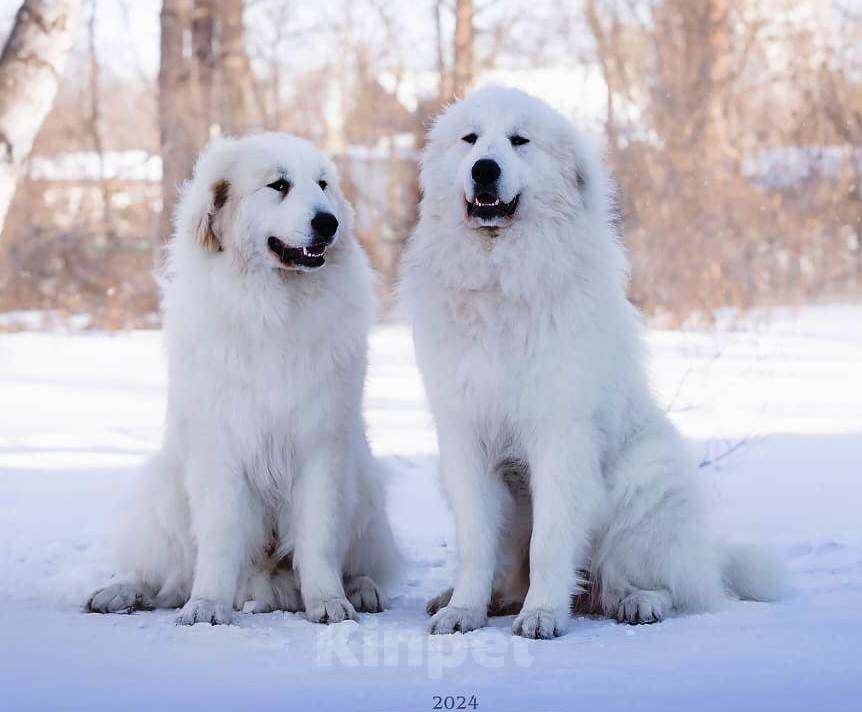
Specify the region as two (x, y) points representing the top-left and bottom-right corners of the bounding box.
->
(293, 446), (358, 624)
(176, 449), (247, 625)
(513, 423), (600, 639)
(428, 420), (501, 635)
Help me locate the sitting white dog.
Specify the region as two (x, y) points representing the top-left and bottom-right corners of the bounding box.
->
(401, 86), (785, 639)
(86, 133), (398, 625)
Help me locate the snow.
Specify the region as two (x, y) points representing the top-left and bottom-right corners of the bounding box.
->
(743, 145), (862, 189)
(26, 151), (162, 183)
(1, 304), (861, 711)
(0, 309), (93, 333)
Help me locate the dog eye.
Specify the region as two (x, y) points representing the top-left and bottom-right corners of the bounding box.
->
(267, 179), (291, 194)
(461, 133), (478, 145)
(510, 135), (530, 146)
(318, 180), (328, 190)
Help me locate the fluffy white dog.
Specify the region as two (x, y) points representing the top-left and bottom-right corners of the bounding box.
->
(86, 133), (398, 625)
(401, 87), (785, 639)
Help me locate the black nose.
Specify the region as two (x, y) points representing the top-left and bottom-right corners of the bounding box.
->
(472, 158), (501, 185)
(311, 212), (338, 242)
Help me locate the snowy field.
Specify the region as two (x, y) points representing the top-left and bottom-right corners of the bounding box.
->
(1, 304), (861, 711)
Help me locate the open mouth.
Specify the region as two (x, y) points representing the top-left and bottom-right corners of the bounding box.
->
(465, 192), (520, 225)
(267, 236), (328, 270)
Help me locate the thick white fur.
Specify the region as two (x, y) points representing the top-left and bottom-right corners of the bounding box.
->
(85, 133), (399, 625)
(401, 87), (785, 639)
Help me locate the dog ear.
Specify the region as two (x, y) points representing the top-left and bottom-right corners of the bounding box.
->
(567, 142), (589, 196)
(566, 128), (609, 213)
(566, 128), (619, 227)
(575, 166), (587, 191)
(194, 179), (230, 253)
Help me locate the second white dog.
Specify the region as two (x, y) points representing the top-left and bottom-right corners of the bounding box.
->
(402, 87), (785, 639)
(86, 133), (398, 625)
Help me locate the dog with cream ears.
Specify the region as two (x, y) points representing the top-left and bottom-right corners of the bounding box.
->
(401, 87), (785, 639)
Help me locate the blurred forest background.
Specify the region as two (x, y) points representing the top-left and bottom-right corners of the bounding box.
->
(0, 0), (860, 329)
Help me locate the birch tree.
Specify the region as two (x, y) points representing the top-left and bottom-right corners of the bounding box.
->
(0, 0), (83, 238)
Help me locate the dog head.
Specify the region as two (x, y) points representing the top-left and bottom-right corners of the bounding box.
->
(421, 86), (601, 235)
(177, 133), (351, 273)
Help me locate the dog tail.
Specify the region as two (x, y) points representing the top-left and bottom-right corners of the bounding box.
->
(722, 543), (788, 602)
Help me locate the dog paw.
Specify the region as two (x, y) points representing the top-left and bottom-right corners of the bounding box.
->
(175, 598), (234, 626)
(346, 576), (387, 613)
(615, 590), (669, 624)
(305, 597), (359, 624)
(428, 605), (487, 635)
(426, 587), (453, 616)
(512, 607), (568, 639)
(84, 583), (154, 614)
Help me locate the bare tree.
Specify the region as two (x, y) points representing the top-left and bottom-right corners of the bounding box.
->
(2, 0), (858, 325)
(439, 0), (514, 104)
(452, 0), (474, 97)
(192, 0), (216, 144)
(156, 0), (258, 243)
(434, 0), (451, 105)
(818, 3), (862, 284)
(86, 0), (112, 234)
(158, 0), (197, 244)
(582, 0), (792, 320)
(218, 0), (256, 135)
(0, 0), (84, 238)
(584, 0), (619, 157)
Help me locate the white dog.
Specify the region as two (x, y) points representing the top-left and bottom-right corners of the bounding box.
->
(401, 87), (785, 639)
(86, 133), (398, 625)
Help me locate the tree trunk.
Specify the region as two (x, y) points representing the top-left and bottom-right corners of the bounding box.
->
(218, 0), (255, 135)
(452, 0), (474, 98)
(585, 0), (618, 159)
(192, 0), (216, 145)
(703, 0), (732, 165)
(158, 0), (197, 244)
(86, 0), (112, 234)
(434, 0), (451, 105)
(0, 0), (84, 238)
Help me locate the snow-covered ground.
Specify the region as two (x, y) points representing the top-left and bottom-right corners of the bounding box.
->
(1, 305), (860, 711)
